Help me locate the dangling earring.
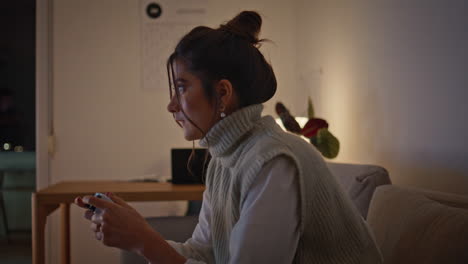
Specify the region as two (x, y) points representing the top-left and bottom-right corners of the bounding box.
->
(220, 105), (226, 118)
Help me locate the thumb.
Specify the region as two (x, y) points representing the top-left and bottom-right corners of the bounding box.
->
(108, 193), (132, 209)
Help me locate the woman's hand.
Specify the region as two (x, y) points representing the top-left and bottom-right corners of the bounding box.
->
(74, 193), (153, 251)
(74, 193), (186, 264)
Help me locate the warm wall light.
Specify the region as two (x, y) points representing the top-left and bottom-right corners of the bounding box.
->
(275, 117), (309, 131)
(275, 117), (309, 142)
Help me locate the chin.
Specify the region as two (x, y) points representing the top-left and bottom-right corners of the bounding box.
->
(183, 132), (202, 141)
(184, 135), (195, 141)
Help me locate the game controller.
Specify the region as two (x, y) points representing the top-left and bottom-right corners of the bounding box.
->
(86, 192), (113, 215)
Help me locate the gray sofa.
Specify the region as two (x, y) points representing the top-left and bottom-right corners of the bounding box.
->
(120, 162), (391, 263)
(367, 185), (468, 264)
(327, 162), (391, 218)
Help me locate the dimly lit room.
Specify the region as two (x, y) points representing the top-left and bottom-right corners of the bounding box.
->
(1, 0), (467, 264)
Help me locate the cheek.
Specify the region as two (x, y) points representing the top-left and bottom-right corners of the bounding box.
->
(178, 98), (197, 124)
(180, 96), (203, 117)
(177, 86), (216, 128)
(179, 99), (194, 118)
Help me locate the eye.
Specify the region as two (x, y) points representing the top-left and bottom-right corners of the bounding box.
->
(177, 85), (186, 94)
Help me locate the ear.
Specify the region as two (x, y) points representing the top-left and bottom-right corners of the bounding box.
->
(215, 79), (238, 113)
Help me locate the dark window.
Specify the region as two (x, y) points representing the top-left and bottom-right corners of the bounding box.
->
(0, 0), (36, 152)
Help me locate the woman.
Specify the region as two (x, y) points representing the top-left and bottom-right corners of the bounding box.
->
(75, 11), (382, 264)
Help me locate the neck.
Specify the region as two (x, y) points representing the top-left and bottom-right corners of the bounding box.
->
(199, 104), (263, 157)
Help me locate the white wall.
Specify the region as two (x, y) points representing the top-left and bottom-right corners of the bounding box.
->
(295, 0), (468, 194)
(47, 0), (298, 263)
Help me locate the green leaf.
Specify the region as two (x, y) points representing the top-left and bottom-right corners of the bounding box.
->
(307, 96), (315, 119)
(313, 128), (340, 159)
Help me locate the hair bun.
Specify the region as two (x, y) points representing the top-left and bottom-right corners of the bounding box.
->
(219, 11), (262, 45)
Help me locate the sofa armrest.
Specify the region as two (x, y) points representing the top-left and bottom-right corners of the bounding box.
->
(327, 162), (391, 218)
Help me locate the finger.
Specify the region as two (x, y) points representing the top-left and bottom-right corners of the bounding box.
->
(100, 222), (108, 234)
(74, 197), (89, 209)
(91, 213), (103, 224)
(95, 231), (103, 241)
(91, 222), (101, 233)
(107, 193), (132, 209)
(99, 224), (114, 247)
(83, 195), (117, 211)
(84, 210), (93, 220)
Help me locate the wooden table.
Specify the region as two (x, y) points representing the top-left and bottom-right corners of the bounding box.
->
(32, 181), (205, 264)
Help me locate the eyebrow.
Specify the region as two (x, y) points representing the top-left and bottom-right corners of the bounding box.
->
(174, 78), (188, 83)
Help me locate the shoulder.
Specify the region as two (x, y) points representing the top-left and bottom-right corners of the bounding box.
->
(234, 116), (324, 189)
(238, 116), (322, 169)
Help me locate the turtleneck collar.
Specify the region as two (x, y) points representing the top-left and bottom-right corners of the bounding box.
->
(199, 104), (263, 157)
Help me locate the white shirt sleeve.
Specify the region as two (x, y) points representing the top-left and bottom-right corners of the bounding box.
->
(167, 189), (215, 263)
(169, 155), (300, 264)
(229, 155), (300, 263)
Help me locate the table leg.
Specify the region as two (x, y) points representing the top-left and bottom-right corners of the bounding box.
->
(32, 194), (59, 264)
(60, 203), (70, 264)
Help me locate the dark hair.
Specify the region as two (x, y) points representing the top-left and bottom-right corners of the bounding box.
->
(167, 10), (277, 110)
(167, 11), (277, 180)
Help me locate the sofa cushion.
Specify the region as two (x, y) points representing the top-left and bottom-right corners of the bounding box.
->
(327, 162), (391, 218)
(367, 185), (468, 264)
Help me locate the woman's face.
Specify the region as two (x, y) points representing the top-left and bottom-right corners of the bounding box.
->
(167, 60), (218, 141)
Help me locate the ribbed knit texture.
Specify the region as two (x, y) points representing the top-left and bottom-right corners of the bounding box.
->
(184, 104), (382, 263)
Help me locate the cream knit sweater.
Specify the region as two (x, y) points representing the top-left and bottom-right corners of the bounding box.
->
(170, 104), (382, 263)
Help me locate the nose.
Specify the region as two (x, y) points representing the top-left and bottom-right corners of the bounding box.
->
(167, 94), (179, 114)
